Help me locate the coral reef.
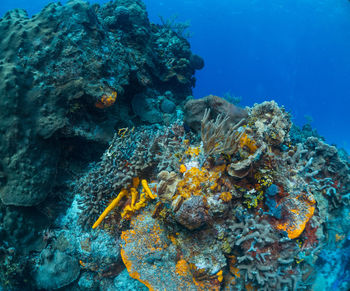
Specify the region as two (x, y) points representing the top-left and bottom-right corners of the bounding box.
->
(0, 1), (349, 290)
(40, 96), (347, 291)
(1, 87), (349, 290)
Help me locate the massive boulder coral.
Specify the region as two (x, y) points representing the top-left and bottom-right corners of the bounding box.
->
(174, 195), (210, 230)
(0, 0), (202, 207)
(184, 95), (247, 132)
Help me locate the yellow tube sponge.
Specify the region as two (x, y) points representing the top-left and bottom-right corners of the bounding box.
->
(141, 179), (156, 199)
(134, 191), (147, 211)
(130, 188), (138, 209)
(121, 205), (134, 219)
(217, 270), (223, 282)
(92, 189), (128, 229)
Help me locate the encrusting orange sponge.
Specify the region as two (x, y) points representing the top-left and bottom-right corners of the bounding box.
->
(274, 194), (316, 239)
(95, 91), (117, 109)
(179, 164), (187, 174)
(220, 192), (232, 202)
(239, 132), (257, 153)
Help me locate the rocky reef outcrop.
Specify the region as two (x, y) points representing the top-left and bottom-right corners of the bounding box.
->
(0, 0), (202, 207)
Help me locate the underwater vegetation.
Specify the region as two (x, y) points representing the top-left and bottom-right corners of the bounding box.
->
(0, 0), (349, 291)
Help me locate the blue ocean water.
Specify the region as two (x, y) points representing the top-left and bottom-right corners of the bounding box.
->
(1, 0), (350, 152)
(145, 0), (350, 153)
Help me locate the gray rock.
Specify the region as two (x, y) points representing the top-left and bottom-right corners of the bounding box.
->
(113, 269), (148, 291)
(160, 98), (176, 114)
(132, 91), (162, 123)
(78, 272), (98, 290)
(34, 249), (80, 290)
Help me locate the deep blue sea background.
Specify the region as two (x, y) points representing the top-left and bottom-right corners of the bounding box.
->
(2, 0), (350, 152)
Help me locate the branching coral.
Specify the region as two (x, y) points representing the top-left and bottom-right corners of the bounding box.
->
(226, 215), (301, 290)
